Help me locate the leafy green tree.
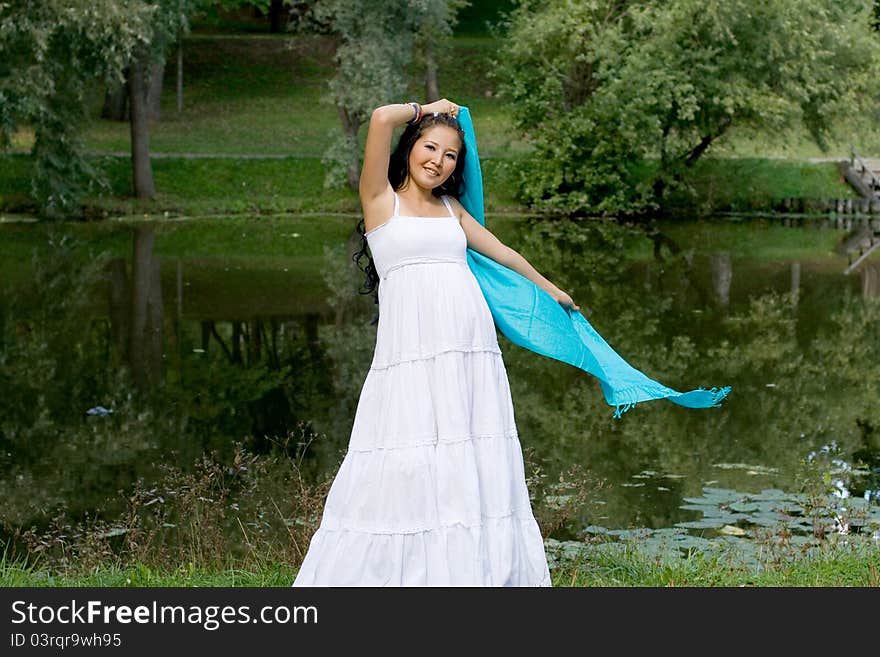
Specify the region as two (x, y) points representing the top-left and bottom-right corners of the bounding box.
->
(0, 1), (205, 214)
(0, 0), (153, 217)
(497, 0), (880, 216)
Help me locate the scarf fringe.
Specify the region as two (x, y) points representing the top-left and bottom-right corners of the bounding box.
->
(612, 385), (732, 419)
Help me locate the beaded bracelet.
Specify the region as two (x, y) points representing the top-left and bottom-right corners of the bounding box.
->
(406, 102), (422, 125)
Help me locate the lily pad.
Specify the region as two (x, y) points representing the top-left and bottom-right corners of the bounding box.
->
(607, 528), (654, 539)
(698, 488), (743, 504)
(746, 513), (787, 528)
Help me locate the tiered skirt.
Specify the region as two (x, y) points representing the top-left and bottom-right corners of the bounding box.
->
(292, 261), (551, 586)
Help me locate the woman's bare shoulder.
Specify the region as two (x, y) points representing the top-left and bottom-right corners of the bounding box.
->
(445, 195), (466, 219)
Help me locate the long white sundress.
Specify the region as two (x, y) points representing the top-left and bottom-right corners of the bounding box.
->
(292, 192), (552, 587)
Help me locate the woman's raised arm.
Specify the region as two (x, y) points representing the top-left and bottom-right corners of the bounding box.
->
(359, 104), (417, 204)
(359, 100), (460, 207)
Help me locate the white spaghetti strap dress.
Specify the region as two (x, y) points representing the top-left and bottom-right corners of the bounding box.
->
(292, 192), (552, 587)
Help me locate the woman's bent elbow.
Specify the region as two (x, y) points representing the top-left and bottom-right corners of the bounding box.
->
(370, 106), (391, 126)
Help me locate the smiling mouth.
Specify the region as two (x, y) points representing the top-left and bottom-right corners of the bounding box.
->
(423, 167), (441, 177)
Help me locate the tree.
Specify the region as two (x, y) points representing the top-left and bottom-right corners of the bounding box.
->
(497, 0), (880, 216)
(0, 1), (204, 214)
(0, 0), (153, 217)
(415, 0), (469, 102)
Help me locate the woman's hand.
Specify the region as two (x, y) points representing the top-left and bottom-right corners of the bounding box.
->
(550, 287), (581, 312)
(421, 98), (459, 118)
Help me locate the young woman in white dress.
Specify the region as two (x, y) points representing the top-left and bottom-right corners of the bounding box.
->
(292, 98), (580, 587)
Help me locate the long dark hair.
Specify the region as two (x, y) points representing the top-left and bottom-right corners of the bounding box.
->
(352, 112), (467, 322)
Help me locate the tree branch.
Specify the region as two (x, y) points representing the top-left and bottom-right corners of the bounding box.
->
(681, 118), (732, 168)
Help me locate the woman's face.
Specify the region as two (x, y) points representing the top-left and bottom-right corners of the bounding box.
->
(407, 125), (461, 191)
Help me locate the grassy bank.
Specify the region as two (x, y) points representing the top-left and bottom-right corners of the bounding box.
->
(3, 544), (877, 587)
(665, 157), (858, 214)
(0, 152), (853, 219)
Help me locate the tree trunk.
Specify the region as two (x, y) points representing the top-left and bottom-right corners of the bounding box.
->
(683, 119), (731, 168)
(128, 51), (156, 199)
(176, 40), (183, 113)
(425, 36), (439, 102)
(269, 0), (287, 33)
(339, 107), (361, 190)
(147, 58), (165, 122)
(101, 82), (129, 121)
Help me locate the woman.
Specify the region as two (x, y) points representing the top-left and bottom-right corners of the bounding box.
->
(292, 99), (578, 587)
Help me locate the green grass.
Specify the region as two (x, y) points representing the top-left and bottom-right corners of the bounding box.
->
(4, 545), (877, 587)
(85, 35), (337, 156)
(556, 544), (880, 587)
(0, 556), (295, 587)
(80, 34), (521, 159)
(99, 156), (358, 215)
(713, 116), (880, 161)
(0, 153), (524, 218)
(0, 153), (858, 219)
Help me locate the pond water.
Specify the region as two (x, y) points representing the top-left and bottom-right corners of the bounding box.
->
(2, 214), (879, 562)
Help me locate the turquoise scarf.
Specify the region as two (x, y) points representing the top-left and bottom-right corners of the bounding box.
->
(456, 107), (731, 417)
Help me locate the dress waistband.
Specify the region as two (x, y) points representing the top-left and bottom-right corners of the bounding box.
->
(382, 256), (468, 280)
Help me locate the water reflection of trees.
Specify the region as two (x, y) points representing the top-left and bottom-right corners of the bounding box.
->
(505, 219), (880, 528)
(0, 228), (338, 538)
(2, 220), (879, 541)
(108, 225), (164, 388)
